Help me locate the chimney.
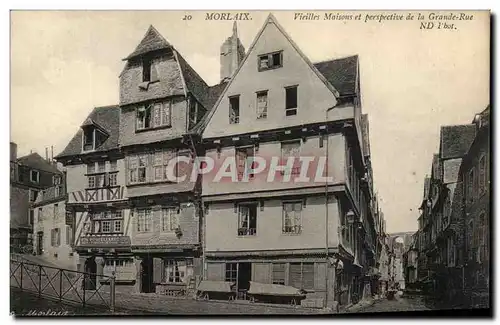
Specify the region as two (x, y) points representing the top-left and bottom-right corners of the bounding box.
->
(45, 147), (49, 161)
(10, 142), (17, 162)
(220, 21), (245, 82)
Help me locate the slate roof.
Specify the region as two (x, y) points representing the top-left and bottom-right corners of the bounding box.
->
(440, 124), (477, 160)
(16, 152), (61, 174)
(55, 105), (120, 159)
(314, 55), (359, 96)
(431, 153), (442, 180)
(124, 25), (172, 61)
(175, 52), (210, 109)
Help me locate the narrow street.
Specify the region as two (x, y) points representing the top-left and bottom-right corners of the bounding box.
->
(344, 295), (431, 314)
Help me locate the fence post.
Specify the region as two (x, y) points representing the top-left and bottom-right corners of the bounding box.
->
(110, 271), (116, 313)
(59, 270), (63, 302)
(20, 262), (23, 291)
(38, 265), (42, 297)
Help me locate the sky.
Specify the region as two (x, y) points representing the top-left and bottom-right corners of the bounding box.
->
(10, 11), (490, 233)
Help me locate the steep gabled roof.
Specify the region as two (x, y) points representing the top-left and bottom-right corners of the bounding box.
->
(194, 14), (353, 137)
(123, 25), (172, 61)
(55, 105), (120, 159)
(16, 152), (61, 174)
(440, 124), (477, 160)
(175, 52), (210, 108)
(314, 55), (359, 96)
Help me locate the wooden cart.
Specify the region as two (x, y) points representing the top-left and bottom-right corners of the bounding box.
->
(196, 280), (236, 301)
(247, 281), (307, 306)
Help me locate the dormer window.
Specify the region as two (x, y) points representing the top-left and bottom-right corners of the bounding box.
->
(30, 170), (40, 183)
(81, 122), (109, 152)
(258, 51), (283, 71)
(143, 58), (152, 82)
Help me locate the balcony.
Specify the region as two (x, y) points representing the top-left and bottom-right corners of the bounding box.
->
(237, 228), (256, 236)
(69, 186), (124, 204)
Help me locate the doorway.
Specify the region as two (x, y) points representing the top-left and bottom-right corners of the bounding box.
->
(141, 257), (154, 293)
(237, 262), (252, 291)
(36, 232), (43, 255)
(84, 257), (97, 290)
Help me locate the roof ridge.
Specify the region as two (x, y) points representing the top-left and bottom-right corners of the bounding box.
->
(313, 54), (359, 65)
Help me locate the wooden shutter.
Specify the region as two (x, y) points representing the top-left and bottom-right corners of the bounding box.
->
(289, 263), (302, 289)
(153, 258), (164, 284)
(56, 228), (61, 246)
(271, 263), (286, 285)
(206, 263), (224, 281)
(252, 263), (271, 284)
(302, 263), (314, 290)
(314, 263), (327, 290)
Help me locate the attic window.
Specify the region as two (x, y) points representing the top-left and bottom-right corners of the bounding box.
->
(82, 126), (108, 152)
(258, 51), (283, 71)
(30, 170), (40, 183)
(142, 58), (152, 82)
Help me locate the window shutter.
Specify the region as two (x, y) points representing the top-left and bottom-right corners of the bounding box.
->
(206, 263), (224, 281)
(56, 229), (61, 247)
(314, 263), (326, 290)
(302, 263), (314, 290)
(153, 258), (164, 284)
(253, 263), (271, 284)
(289, 263), (302, 289)
(150, 61), (159, 82)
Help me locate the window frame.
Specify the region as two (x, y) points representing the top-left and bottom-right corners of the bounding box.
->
(161, 207), (179, 232)
(30, 170), (40, 183)
(280, 140), (301, 177)
(237, 202), (258, 236)
(256, 90), (268, 119)
(285, 85), (298, 116)
(272, 263), (286, 285)
(136, 208), (152, 233)
(224, 263), (238, 283)
(258, 51), (283, 71)
(229, 95), (240, 124)
(282, 200), (303, 234)
(136, 101), (172, 132)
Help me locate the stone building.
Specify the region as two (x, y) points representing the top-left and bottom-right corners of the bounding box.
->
(196, 14), (379, 309)
(31, 172), (77, 269)
(10, 142), (63, 248)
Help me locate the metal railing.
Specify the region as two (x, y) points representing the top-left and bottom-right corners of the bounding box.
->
(10, 259), (116, 312)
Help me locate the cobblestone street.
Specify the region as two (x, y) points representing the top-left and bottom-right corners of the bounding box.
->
(344, 295), (431, 314)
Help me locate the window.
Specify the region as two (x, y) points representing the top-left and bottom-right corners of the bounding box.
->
(256, 91), (268, 119)
(283, 201), (302, 234)
(467, 168), (475, 203)
(189, 98), (199, 128)
(136, 102), (171, 131)
(53, 175), (62, 185)
(53, 204), (59, 219)
(272, 263), (286, 285)
(83, 127), (94, 151)
(101, 220), (111, 233)
(29, 189), (38, 203)
(38, 208), (43, 222)
(235, 146), (255, 180)
(88, 175), (96, 188)
(66, 226), (73, 245)
(30, 170), (40, 183)
(128, 155), (147, 184)
(281, 141), (301, 177)
(258, 51), (283, 71)
(114, 220), (122, 233)
(285, 86), (298, 116)
(225, 263), (238, 283)
(142, 57), (152, 82)
(108, 173), (117, 187)
(165, 260), (189, 283)
(161, 207), (179, 232)
(479, 155), (486, 194)
(29, 209), (34, 225)
(229, 96), (240, 124)
(238, 203), (257, 236)
(137, 209), (152, 232)
(153, 150), (176, 182)
(51, 228), (60, 247)
(289, 262), (314, 290)
(55, 185), (62, 197)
